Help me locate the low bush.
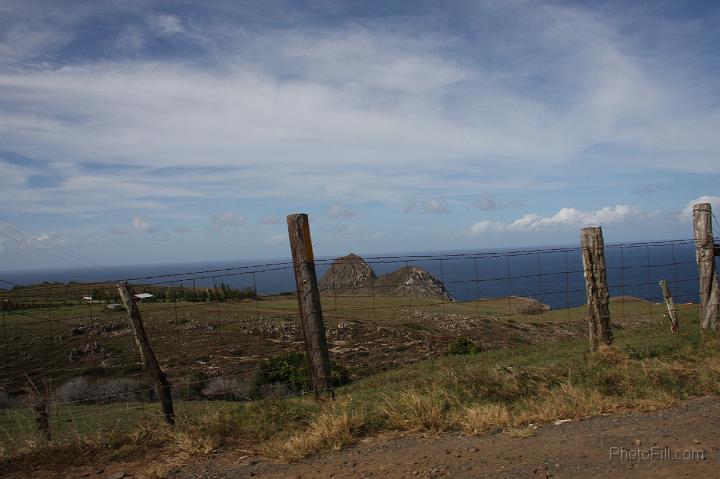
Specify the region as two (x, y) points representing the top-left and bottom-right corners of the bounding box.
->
(253, 352), (351, 397)
(446, 336), (479, 355)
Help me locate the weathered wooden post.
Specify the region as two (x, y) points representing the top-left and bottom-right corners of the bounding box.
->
(693, 203), (720, 330)
(581, 227), (612, 350)
(287, 214), (334, 398)
(117, 282), (175, 424)
(658, 280), (679, 333)
(24, 374), (50, 441)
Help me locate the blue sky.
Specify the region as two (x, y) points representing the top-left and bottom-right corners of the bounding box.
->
(0, 0), (719, 270)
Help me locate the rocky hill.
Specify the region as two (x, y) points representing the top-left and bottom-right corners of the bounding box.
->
(319, 253), (453, 301)
(319, 253), (376, 292)
(373, 265), (453, 301)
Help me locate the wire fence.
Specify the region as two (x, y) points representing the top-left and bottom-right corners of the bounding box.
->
(0, 237), (715, 442)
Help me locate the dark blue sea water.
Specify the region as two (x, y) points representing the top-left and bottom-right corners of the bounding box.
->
(0, 242), (703, 309)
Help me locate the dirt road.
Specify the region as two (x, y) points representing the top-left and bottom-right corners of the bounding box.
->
(17, 396), (719, 479)
(175, 396), (719, 479)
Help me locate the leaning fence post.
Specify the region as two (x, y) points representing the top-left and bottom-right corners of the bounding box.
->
(117, 282), (175, 424)
(692, 203), (720, 330)
(581, 227), (612, 350)
(287, 214), (334, 399)
(658, 280), (679, 333)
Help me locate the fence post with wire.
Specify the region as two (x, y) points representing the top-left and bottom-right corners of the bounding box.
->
(580, 226), (612, 351)
(287, 213), (334, 399)
(692, 202), (720, 330)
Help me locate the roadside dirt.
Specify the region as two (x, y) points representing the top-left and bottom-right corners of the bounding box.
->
(13, 396), (719, 478)
(174, 396), (719, 479)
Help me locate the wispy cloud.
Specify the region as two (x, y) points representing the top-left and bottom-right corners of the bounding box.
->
(259, 215), (282, 225)
(402, 200), (417, 214)
(327, 203), (357, 219)
(473, 192), (497, 211)
(1, 2), (719, 267)
(208, 212), (246, 232)
(0, 1), (717, 218)
(632, 185), (668, 195)
(264, 234), (286, 246)
(0, 223), (67, 252)
(132, 216), (156, 234)
(173, 225), (192, 234)
(150, 14), (185, 36)
(423, 199), (449, 214)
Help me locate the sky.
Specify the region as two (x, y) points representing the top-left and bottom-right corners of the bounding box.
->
(1, 0), (719, 271)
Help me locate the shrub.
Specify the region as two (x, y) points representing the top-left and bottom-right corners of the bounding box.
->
(253, 352), (351, 397)
(446, 337), (479, 355)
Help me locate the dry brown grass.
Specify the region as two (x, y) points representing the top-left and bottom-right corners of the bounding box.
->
(505, 425), (538, 438)
(167, 410), (237, 457)
(380, 389), (456, 432)
(457, 403), (511, 434)
(261, 408), (365, 461)
(513, 384), (611, 425)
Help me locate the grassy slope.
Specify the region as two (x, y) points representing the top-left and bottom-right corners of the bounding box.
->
(1, 294), (666, 392)
(2, 300), (718, 473)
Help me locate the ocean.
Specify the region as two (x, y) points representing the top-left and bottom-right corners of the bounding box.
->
(0, 242), (702, 310)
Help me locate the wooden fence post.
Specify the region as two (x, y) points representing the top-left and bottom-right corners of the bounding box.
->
(287, 214), (334, 399)
(658, 280), (679, 333)
(24, 374), (50, 441)
(692, 203), (720, 330)
(581, 227), (612, 350)
(117, 282), (176, 424)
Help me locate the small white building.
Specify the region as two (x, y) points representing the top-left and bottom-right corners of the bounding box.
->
(133, 292), (155, 302)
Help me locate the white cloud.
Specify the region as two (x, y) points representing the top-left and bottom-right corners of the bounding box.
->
(681, 196), (720, 220)
(208, 212), (246, 232)
(423, 199), (449, 214)
(0, 223), (67, 251)
(469, 204), (643, 235)
(327, 203), (357, 219)
(151, 14), (184, 36)
(0, 3), (716, 218)
(0, 2), (718, 232)
(264, 234), (286, 246)
(132, 216), (156, 233)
